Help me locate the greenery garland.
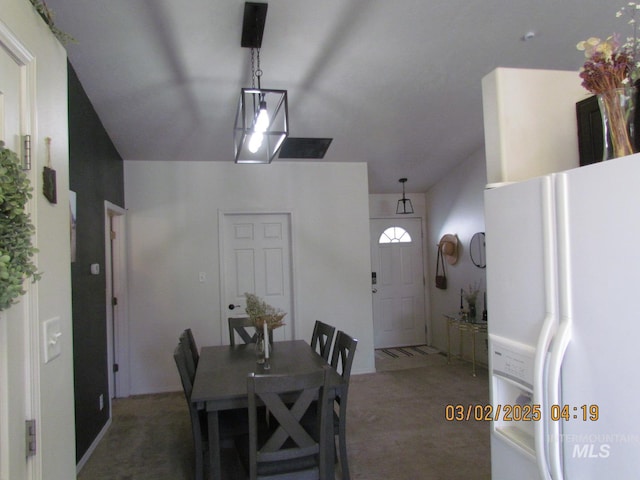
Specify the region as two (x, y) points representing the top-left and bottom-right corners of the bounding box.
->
(0, 141), (41, 311)
(28, 0), (76, 45)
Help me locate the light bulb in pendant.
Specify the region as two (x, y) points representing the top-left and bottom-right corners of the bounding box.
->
(248, 100), (269, 153)
(248, 132), (264, 153)
(254, 100), (269, 133)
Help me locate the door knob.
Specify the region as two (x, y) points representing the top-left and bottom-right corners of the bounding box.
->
(372, 288), (378, 293)
(228, 304), (241, 310)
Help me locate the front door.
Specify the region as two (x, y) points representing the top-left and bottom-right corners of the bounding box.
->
(370, 218), (426, 348)
(222, 213), (294, 343)
(0, 23), (35, 480)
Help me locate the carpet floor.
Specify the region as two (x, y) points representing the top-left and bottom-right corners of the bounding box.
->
(77, 349), (490, 479)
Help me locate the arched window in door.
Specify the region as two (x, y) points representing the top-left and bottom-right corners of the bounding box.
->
(378, 226), (412, 244)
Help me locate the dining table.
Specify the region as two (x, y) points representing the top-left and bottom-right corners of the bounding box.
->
(191, 339), (343, 480)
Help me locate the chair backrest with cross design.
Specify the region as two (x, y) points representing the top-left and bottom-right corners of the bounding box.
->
(245, 368), (330, 479)
(229, 317), (274, 346)
(310, 320), (336, 361)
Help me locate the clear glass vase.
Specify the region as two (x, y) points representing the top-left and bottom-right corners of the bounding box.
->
(467, 300), (477, 320)
(254, 329), (273, 365)
(597, 86), (638, 160)
(255, 331), (266, 364)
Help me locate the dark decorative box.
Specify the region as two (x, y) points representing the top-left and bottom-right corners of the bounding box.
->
(576, 85), (640, 166)
(576, 95), (604, 167)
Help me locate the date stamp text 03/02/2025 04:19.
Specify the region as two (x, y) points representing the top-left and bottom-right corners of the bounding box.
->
(444, 404), (600, 422)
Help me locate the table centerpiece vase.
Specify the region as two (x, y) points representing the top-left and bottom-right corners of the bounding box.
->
(255, 330), (266, 364)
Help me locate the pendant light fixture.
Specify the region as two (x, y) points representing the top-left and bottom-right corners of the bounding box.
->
(234, 2), (289, 164)
(396, 178), (414, 214)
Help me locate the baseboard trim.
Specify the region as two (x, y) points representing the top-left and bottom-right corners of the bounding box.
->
(352, 365), (376, 375)
(76, 416), (112, 474)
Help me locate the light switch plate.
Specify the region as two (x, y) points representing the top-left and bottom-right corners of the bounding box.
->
(43, 317), (62, 363)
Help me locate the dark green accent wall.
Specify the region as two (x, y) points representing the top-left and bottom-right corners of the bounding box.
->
(68, 62), (125, 462)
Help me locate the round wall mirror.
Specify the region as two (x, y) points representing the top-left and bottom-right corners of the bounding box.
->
(470, 232), (486, 269)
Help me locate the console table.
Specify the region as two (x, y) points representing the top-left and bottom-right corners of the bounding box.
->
(444, 314), (488, 376)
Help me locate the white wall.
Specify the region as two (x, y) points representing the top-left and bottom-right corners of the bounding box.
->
(482, 68), (584, 185)
(1, 1), (76, 478)
(124, 161), (375, 394)
(426, 148), (487, 360)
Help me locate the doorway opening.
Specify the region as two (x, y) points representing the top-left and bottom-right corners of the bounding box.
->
(105, 202), (129, 399)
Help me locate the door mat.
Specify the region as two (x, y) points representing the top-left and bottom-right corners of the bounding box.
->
(376, 345), (440, 359)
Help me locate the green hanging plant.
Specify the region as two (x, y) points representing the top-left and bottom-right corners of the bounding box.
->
(0, 141), (41, 311)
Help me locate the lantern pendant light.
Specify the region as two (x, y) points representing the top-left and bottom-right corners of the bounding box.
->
(396, 178), (414, 214)
(234, 2), (289, 164)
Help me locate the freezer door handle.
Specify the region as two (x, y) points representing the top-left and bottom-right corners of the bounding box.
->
(533, 171), (558, 480)
(534, 313), (556, 480)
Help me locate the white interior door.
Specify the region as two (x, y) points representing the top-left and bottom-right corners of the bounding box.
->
(0, 24), (35, 480)
(222, 213), (294, 343)
(370, 218), (426, 348)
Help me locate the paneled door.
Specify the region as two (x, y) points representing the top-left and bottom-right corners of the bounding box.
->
(370, 218), (426, 348)
(0, 21), (35, 480)
(222, 213), (293, 343)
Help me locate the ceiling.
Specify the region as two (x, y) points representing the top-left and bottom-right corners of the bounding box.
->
(43, 0), (621, 193)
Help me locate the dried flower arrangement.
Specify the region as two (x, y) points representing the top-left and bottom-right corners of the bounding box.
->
(463, 282), (481, 304)
(244, 292), (286, 330)
(577, 3), (640, 158)
(577, 35), (633, 93)
(576, 3), (640, 93)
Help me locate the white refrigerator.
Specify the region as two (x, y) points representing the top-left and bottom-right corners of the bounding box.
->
(485, 153), (640, 479)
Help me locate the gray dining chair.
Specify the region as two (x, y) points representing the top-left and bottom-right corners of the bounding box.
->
(179, 328), (199, 377)
(330, 331), (358, 480)
(310, 320), (336, 361)
(303, 330), (358, 480)
(173, 344), (208, 480)
(238, 368), (330, 480)
(229, 316), (273, 346)
(173, 343), (248, 480)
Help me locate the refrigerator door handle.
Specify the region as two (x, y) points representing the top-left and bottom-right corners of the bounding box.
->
(546, 319), (572, 480)
(534, 312), (556, 480)
(545, 170), (573, 480)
